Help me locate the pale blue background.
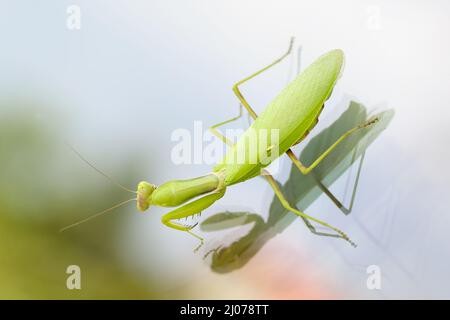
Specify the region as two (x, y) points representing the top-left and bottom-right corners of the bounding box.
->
(1, 0), (449, 298)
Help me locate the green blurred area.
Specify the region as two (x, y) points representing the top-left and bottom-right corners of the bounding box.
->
(0, 101), (158, 299)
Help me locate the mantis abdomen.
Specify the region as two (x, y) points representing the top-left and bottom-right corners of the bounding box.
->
(215, 49), (344, 186)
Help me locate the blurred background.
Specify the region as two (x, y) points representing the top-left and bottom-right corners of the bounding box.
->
(0, 0), (449, 299)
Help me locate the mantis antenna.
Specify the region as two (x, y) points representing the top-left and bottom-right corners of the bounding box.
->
(65, 142), (136, 194)
(60, 143), (138, 232)
(59, 198), (136, 232)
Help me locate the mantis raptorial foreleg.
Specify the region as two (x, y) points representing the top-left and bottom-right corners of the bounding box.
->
(161, 188), (226, 251)
(263, 171), (356, 247)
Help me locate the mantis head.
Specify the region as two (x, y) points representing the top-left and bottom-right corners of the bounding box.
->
(136, 181), (157, 211)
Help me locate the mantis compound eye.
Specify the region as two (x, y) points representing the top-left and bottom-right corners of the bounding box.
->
(136, 181), (156, 211)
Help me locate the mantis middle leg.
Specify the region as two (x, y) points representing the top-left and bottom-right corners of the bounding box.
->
(209, 104), (243, 147)
(208, 37), (295, 146)
(263, 171), (356, 247)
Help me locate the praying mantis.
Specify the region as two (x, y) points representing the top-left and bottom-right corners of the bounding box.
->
(64, 38), (379, 250)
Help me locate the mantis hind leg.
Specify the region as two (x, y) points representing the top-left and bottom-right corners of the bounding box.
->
(286, 116), (378, 214)
(263, 171), (356, 247)
(308, 151), (365, 215)
(288, 117), (378, 175)
(161, 188), (226, 252)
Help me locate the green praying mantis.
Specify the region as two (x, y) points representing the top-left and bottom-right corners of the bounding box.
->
(64, 38), (380, 250)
